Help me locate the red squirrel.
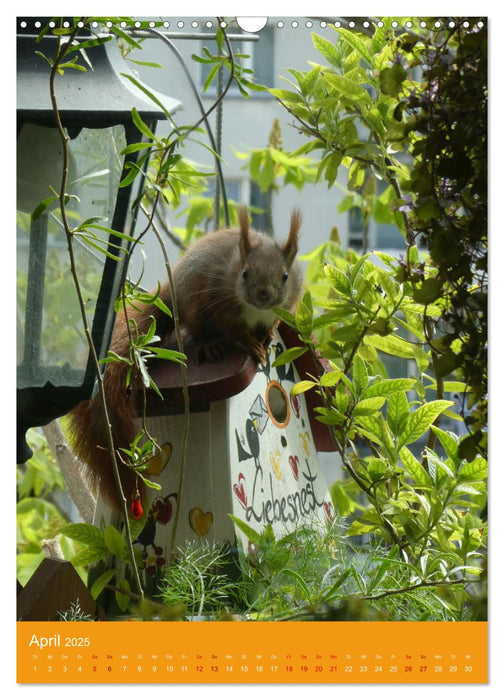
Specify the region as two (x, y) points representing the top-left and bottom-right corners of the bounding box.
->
(68, 207), (303, 511)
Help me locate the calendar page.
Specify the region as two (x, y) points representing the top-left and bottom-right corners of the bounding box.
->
(16, 11), (489, 689)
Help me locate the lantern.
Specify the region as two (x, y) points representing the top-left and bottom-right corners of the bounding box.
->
(16, 20), (181, 461)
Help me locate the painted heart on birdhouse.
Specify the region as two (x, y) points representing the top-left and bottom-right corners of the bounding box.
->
(270, 450), (282, 480)
(299, 431), (311, 458)
(289, 455), (300, 480)
(233, 473), (247, 508)
(189, 507), (213, 537)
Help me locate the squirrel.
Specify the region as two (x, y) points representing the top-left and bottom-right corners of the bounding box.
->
(68, 207), (303, 511)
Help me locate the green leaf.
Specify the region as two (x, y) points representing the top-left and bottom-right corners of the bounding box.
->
(352, 355), (368, 396)
(335, 26), (373, 65)
(354, 396), (386, 416)
(300, 65), (321, 96)
(324, 73), (372, 104)
(203, 60), (224, 93)
(365, 334), (416, 359)
(131, 107), (157, 142)
(90, 569), (117, 600)
(430, 426), (460, 463)
(324, 152), (343, 187)
(111, 25), (144, 50)
(148, 347), (186, 364)
(458, 457), (487, 482)
(272, 346), (307, 366)
(334, 383), (349, 412)
(104, 524), (125, 557)
(363, 378), (415, 399)
(379, 62), (407, 96)
(314, 406), (345, 425)
(153, 296), (173, 317)
(387, 391), (410, 437)
(416, 200), (443, 221)
(283, 568), (312, 601)
(115, 579), (131, 612)
(291, 380), (317, 396)
(320, 369), (342, 387)
(66, 36), (113, 53)
(228, 514), (262, 545)
(366, 457), (388, 481)
(400, 400), (454, 446)
(32, 195), (59, 220)
(330, 483), (353, 516)
(399, 446), (432, 487)
(269, 87), (304, 104)
(312, 33), (341, 67)
(295, 299), (313, 337)
(70, 548), (110, 568)
(331, 324), (363, 343)
(58, 61), (87, 72)
(368, 546), (400, 593)
(120, 72), (172, 118)
(412, 278), (444, 304)
(60, 523), (105, 548)
(136, 472), (162, 490)
(273, 307), (296, 328)
(324, 263), (352, 296)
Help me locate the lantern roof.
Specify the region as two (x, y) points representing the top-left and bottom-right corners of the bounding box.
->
(17, 29), (182, 128)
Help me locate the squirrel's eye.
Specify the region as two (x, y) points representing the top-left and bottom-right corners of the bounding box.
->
(282, 271), (289, 282)
(242, 269), (249, 281)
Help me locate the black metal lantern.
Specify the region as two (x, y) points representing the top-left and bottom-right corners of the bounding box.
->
(16, 20), (181, 461)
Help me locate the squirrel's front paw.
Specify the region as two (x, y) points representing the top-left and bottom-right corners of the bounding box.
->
(249, 339), (267, 366)
(197, 339), (230, 363)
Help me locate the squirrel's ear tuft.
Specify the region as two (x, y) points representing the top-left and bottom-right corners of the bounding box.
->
(238, 205), (252, 258)
(283, 209), (302, 266)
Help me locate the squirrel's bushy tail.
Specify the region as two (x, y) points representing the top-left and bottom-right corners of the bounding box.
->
(67, 358), (142, 512)
(67, 296), (175, 512)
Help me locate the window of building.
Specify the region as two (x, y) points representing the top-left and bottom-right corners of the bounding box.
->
(347, 180), (406, 252)
(249, 181), (270, 231)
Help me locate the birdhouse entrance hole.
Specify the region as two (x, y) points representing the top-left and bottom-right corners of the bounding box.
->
(265, 380), (290, 428)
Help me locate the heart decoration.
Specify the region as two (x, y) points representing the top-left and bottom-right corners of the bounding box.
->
(233, 473), (247, 508)
(270, 451), (282, 480)
(323, 501), (334, 522)
(189, 507), (213, 537)
(146, 442), (172, 476)
(289, 455), (300, 480)
(299, 431), (311, 459)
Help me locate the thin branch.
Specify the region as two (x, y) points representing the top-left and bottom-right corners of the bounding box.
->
(140, 202), (191, 563)
(48, 23), (144, 599)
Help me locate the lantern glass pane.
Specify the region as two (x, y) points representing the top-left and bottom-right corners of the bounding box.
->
(17, 123), (127, 389)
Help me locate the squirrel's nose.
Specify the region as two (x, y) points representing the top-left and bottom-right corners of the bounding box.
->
(257, 287), (272, 302)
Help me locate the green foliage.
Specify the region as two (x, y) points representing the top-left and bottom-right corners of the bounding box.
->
(275, 238), (486, 598)
(191, 21), (267, 98)
(157, 541), (248, 618)
(16, 430), (81, 586)
(271, 18), (487, 459)
(268, 19), (487, 621)
(57, 599), (94, 621)
(399, 26), (488, 459)
(230, 518), (484, 621)
(234, 120), (317, 195)
(61, 516), (147, 612)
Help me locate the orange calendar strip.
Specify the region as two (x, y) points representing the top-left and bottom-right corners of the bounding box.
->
(17, 620), (487, 684)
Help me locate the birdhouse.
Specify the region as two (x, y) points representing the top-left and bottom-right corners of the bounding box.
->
(93, 323), (335, 577)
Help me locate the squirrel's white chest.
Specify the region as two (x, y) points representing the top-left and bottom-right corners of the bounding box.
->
(241, 304), (277, 330)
